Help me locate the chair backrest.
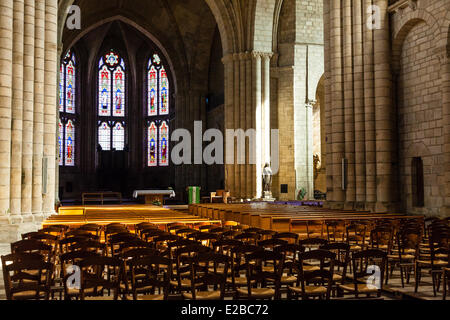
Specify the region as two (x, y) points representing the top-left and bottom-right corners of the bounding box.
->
(370, 226), (393, 251)
(79, 256), (123, 300)
(345, 223), (367, 245)
(319, 242), (350, 277)
(11, 239), (53, 263)
(187, 253), (230, 300)
(70, 240), (105, 254)
(273, 232), (299, 244)
(242, 250), (284, 298)
(299, 238), (328, 250)
(258, 238), (288, 250)
(1, 255), (53, 300)
(396, 229), (421, 261)
(129, 256), (172, 300)
(350, 249), (387, 295)
(296, 249), (336, 299)
(234, 232), (260, 245)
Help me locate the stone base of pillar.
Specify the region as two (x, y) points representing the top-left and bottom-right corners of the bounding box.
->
(343, 201), (355, 210)
(324, 201), (345, 210)
(374, 201), (401, 213)
(8, 215), (24, 225)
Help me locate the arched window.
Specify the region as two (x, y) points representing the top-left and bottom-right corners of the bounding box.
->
(59, 49), (76, 167)
(98, 49), (126, 151)
(146, 54), (170, 167)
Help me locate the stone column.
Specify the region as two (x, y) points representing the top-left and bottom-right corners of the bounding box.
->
(232, 53), (240, 197)
(252, 52), (262, 199)
(245, 54), (253, 199)
(374, 0), (396, 209)
(262, 53), (272, 167)
(0, 0), (13, 218)
(353, 0), (366, 204)
(21, 0), (35, 216)
(363, 0), (376, 206)
(330, 0), (345, 204)
(323, 0), (333, 201)
(32, 0), (45, 216)
(42, 0), (57, 216)
(9, 0), (25, 222)
(222, 54), (234, 196)
(343, 0), (355, 204)
(239, 52), (246, 198)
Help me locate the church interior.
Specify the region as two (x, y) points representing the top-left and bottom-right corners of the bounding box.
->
(0, 0), (449, 301)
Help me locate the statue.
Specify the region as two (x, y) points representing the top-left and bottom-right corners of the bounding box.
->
(262, 163), (273, 197)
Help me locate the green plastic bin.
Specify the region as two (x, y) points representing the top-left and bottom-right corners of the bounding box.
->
(187, 186), (201, 204)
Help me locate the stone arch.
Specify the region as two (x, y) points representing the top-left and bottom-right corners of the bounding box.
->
(253, 0), (277, 52)
(58, 0), (235, 56)
(62, 15), (180, 94)
(271, 0), (284, 54)
(392, 9), (440, 74)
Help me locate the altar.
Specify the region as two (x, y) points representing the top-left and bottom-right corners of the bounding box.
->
(133, 190), (176, 204)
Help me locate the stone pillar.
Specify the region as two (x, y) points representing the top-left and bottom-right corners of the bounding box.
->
(245, 54), (254, 199)
(222, 54), (234, 196)
(262, 53), (272, 166)
(0, 0), (13, 218)
(9, 0), (25, 222)
(253, 52), (262, 199)
(330, 0), (345, 204)
(32, 0), (45, 216)
(42, 0), (57, 216)
(353, 0), (366, 204)
(323, 0), (333, 201)
(233, 53), (240, 197)
(21, 0), (35, 216)
(239, 52), (246, 198)
(363, 0), (376, 206)
(343, 0), (355, 204)
(374, 0), (396, 210)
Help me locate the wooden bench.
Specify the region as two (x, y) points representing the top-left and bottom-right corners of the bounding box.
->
(82, 192), (122, 205)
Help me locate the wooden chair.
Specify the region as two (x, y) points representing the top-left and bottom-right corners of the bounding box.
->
(234, 232), (260, 246)
(319, 242), (350, 295)
(338, 249), (387, 298)
(78, 256), (123, 300)
(1, 255), (53, 300)
(415, 228), (449, 296)
(388, 228), (421, 288)
(345, 223), (367, 252)
(288, 249), (335, 300)
(170, 244), (211, 294)
(274, 244), (305, 290)
(183, 253), (230, 300)
(443, 267), (450, 300)
(325, 220), (345, 242)
(129, 256), (172, 300)
(228, 244), (262, 294)
(236, 250), (284, 300)
(60, 251), (101, 300)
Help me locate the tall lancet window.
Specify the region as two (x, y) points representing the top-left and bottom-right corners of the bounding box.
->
(97, 49), (127, 151)
(146, 53), (170, 167)
(59, 49), (77, 167)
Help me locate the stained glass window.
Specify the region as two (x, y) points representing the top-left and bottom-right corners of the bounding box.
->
(112, 122), (125, 151)
(148, 65), (157, 116)
(160, 67), (169, 115)
(59, 49), (77, 167)
(148, 122), (157, 167)
(159, 121), (169, 166)
(146, 54), (171, 167)
(97, 50), (127, 151)
(98, 122), (111, 151)
(58, 119), (64, 166)
(65, 120), (75, 166)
